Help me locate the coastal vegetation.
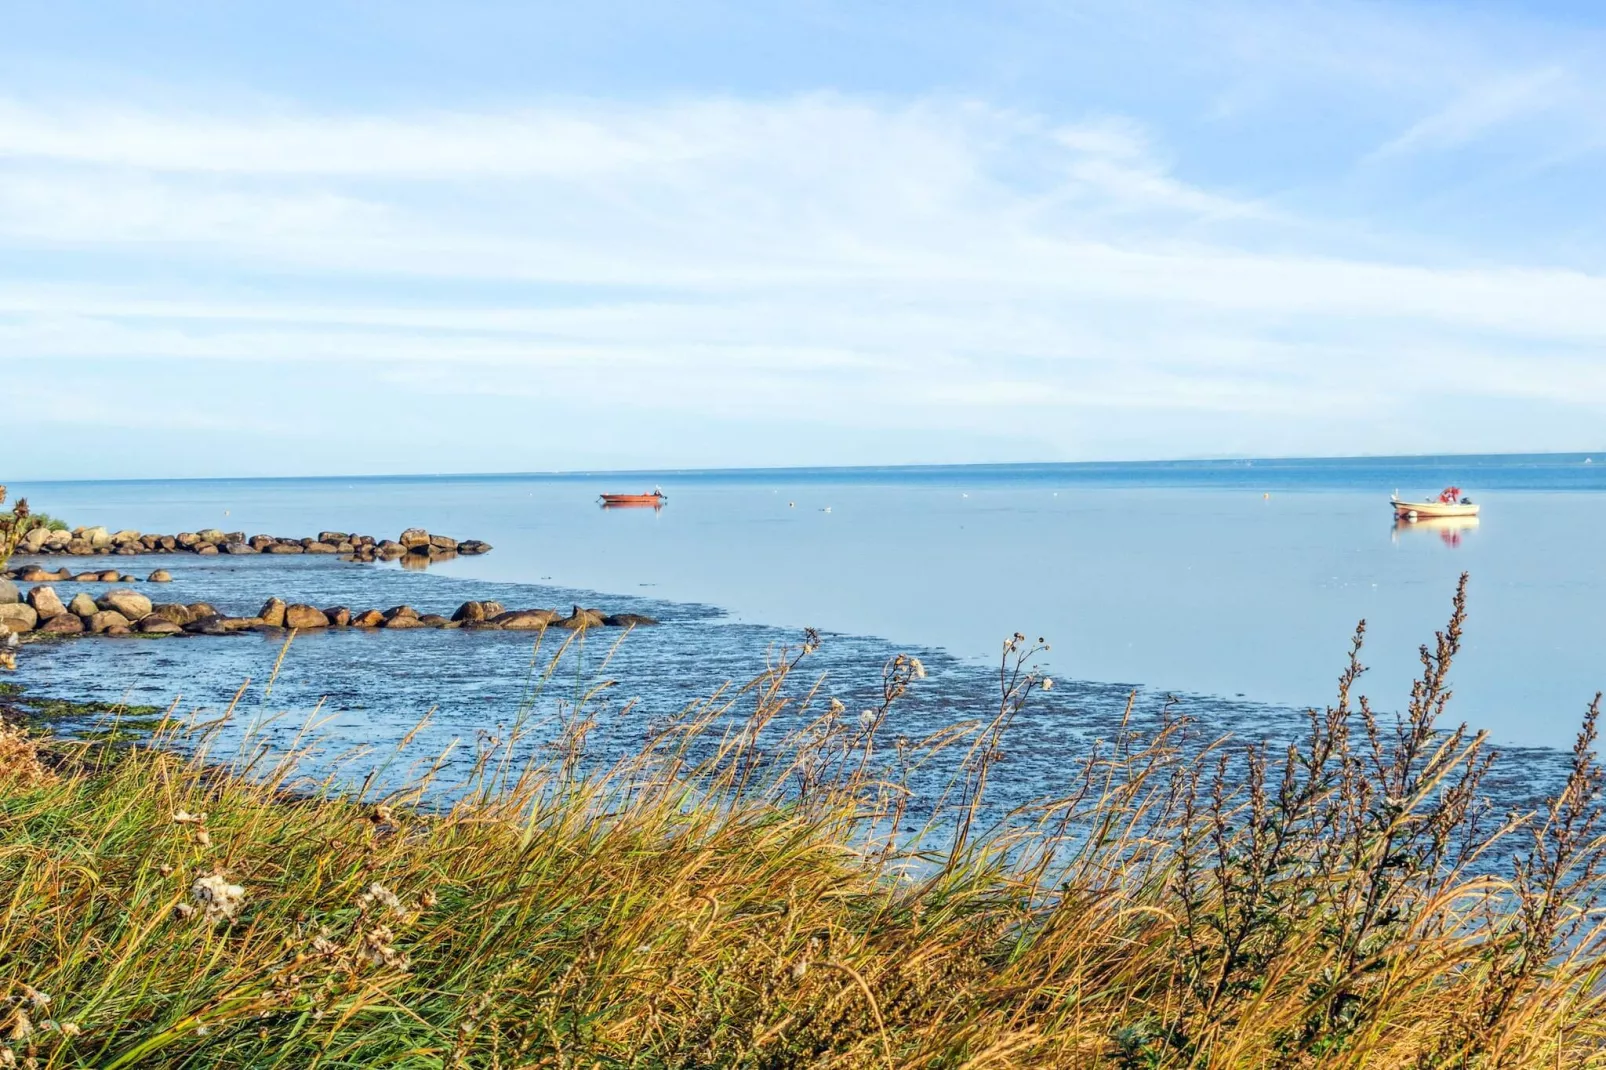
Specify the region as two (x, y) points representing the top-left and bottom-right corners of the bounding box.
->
(3, 578), (1606, 1067)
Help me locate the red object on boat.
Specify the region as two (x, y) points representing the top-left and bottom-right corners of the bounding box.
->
(1437, 486), (1462, 504)
(599, 490), (667, 507)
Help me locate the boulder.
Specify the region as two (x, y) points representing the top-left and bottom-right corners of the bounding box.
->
(82, 526), (112, 549)
(119, 575), (137, 583)
(0, 578), (16, 604)
(195, 544), (219, 556)
(72, 572), (97, 583)
(603, 613), (659, 627)
(148, 569), (172, 583)
(318, 531), (348, 544)
(381, 614), (425, 629)
(26, 586), (65, 619)
(65, 538), (93, 555)
(376, 541), (406, 558)
(97, 570), (120, 582)
(38, 613), (84, 635)
(20, 527), (49, 553)
(86, 610), (131, 634)
(0, 603), (38, 633)
(459, 619), (503, 630)
(176, 532), (200, 548)
(553, 606), (607, 630)
(303, 541), (338, 554)
(258, 597), (287, 627)
(248, 534), (277, 550)
(450, 600), (488, 623)
(458, 540), (492, 555)
(68, 593), (99, 617)
(323, 606), (351, 627)
(429, 534), (458, 551)
(97, 589), (153, 620)
(419, 614), (454, 627)
(398, 528), (431, 550)
(383, 605), (419, 621)
(284, 604), (329, 629)
(110, 529), (142, 546)
(16, 567), (54, 583)
(266, 542), (304, 554)
(221, 542), (257, 554)
(188, 602), (219, 619)
(196, 528), (226, 544)
(491, 609), (557, 630)
(183, 614), (233, 635)
(158, 536), (178, 550)
(136, 616), (184, 635)
(351, 609), (385, 628)
(149, 603), (194, 626)
(482, 600), (505, 617)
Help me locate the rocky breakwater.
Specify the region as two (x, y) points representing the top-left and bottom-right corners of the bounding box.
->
(9, 525), (491, 564)
(0, 585), (656, 639)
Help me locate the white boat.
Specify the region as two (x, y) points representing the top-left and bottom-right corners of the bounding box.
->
(1391, 487), (1480, 520)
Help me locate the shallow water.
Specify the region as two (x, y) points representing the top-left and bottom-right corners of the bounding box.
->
(7, 454), (1603, 803)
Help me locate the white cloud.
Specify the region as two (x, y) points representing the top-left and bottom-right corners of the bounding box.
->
(0, 90), (1604, 460)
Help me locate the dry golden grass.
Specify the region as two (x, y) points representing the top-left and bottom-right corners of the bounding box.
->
(2, 576), (1606, 1068)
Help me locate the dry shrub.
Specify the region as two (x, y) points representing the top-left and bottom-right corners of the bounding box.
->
(1, 575), (1605, 1068)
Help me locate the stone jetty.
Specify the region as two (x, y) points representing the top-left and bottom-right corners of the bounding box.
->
(0, 588), (656, 639)
(10, 526), (491, 563)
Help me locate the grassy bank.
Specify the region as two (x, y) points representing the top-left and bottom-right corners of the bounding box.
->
(4, 577), (1606, 1068)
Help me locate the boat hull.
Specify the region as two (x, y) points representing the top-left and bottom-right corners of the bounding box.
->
(1391, 500), (1480, 520)
(600, 493), (667, 507)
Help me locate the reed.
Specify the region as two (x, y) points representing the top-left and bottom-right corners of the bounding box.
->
(3, 575), (1605, 1068)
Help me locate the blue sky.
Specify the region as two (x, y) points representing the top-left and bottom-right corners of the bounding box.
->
(3, 0), (1605, 478)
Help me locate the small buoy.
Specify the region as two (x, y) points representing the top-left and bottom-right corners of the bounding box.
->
(1263, 493), (1270, 500)
(788, 501), (795, 508)
(1407, 509), (1418, 521)
(821, 506), (831, 513)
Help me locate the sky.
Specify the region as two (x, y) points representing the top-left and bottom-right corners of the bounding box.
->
(3, 0), (1605, 479)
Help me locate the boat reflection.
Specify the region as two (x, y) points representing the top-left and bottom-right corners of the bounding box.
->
(599, 501), (666, 512)
(1391, 515), (1480, 548)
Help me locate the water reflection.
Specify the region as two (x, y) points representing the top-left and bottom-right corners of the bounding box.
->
(1392, 515), (1480, 548)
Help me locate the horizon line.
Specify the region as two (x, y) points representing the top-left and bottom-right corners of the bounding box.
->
(9, 449), (1602, 487)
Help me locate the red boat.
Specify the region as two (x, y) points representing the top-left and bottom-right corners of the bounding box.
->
(599, 488), (667, 507)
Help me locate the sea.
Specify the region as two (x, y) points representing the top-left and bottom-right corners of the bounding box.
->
(8, 453), (1604, 810)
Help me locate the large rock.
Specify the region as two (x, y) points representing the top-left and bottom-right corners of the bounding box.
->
(135, 616), (184, 635)
(258, 597), (287, 627)
(381, 614), (425, 629)
(383, 605), (419, 621)
(26, 586), (65, 619)
(196, 528), (226, 544)
(188, 602), (219, 619)
(458, 540), (492, 555)
(491, 609), (557, 630)
(318, 531), (348, 545)
(450, 600), (488, 623)
(303, 542), (338, 554)
(149, 603), (194, 626)
(16, 566), (54, 583)
(324, 606), (351, 627)
(97, 589), (153, 620)
(110, 529), (142, 547)
(38, 613), (84, 634)
(176, 532), (200, 548)
(0, 578), (17, 604)
(419, 614), (454, 628)
(284, 604), (329, 629)
(68, 593), (99, 617)
(86, 610), (131, 634)
(429, 534), (458, 551)
(350, 609), (385, 628)
(148, 569), (173, 583)
(44, 529), (73, 551)
(398, 528), (431, 550)
(20, 527), (49, 553)
(65, 538), (93, 555)
(266, 542), (304, 554)
(82, 526), (112, 549)
(221, 542), (257, 554)
(183, 614), (234, 635)
(0, 603), (38, 632)
(97, 570), (120, 582)
(604, 613), (659, 627)
(195, 544), (219, 556)
(553, 606), (606, 630)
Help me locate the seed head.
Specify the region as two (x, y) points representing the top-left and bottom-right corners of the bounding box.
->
(191, 874), (246, 923)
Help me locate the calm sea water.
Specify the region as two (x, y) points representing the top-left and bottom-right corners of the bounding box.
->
(8, 454), (1603, 803)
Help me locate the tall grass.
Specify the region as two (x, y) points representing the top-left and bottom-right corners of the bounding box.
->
(3, 575), (1606, 1068)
